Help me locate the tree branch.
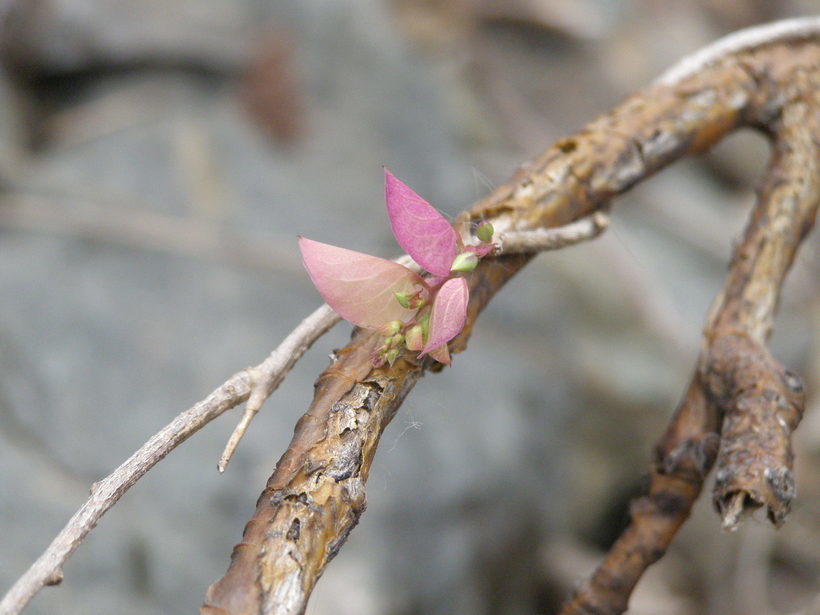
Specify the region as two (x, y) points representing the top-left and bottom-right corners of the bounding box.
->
(201, 19), (820, 615)
(2, 17), (817, 615)
(556, 55), (818, 614)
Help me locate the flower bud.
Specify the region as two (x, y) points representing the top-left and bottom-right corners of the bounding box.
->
(476, 222), (494, 243)
(385, 348), (399, 365)
(450, 252), (478, 273)
(391, 333), (405, 347)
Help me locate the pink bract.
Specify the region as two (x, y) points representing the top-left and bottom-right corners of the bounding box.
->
(298, 237), (426, 329)
(384, 168), (459, 277)
(420, 277), (468, 358)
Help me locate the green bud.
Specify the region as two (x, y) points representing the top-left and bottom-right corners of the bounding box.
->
(476, 222), (494, 242)
(381, 320), (403, 336)
(391, 333), (405, 347)
(450, 252), (479, 273)
(418, 315), (430, 335)
(405, 325), (424, 351)
(394, 292), (410, 308)
(385, 348), (399, 365)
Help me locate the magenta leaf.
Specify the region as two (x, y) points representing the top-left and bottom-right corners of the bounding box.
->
(384, 168), (459, 277)
(299, 237), (426, 329)
(420, 277), (468, 358)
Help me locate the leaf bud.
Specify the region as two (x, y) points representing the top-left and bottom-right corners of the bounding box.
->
(476, 222), (494, 243)
(381, 320), (403, 336)
(385, 348), (399, 365)
(393, 292), (411, 308)
(405, 325), (424, 351)
(450, 252), (478, 273)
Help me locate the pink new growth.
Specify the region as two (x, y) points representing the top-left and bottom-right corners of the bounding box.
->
(299, 168), (494, 366)
(384, 169), (459, 277)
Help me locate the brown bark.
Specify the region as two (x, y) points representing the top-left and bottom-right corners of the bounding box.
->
(202, 28), (818, 615)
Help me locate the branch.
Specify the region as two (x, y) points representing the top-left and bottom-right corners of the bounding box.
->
(2, 17), (817, 615)
(556, 68), (818, 615)
(704, 93), (816, 530)
(556, 23), (819, 615)
(201, 18), (820, 615)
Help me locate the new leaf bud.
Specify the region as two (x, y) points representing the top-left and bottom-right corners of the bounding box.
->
(450, 252), (479, 273)
(381, 320), (403, 336)
(405, 325), (424, 351)
(476, 222), (494, 243)
(393, 292), (410, 309)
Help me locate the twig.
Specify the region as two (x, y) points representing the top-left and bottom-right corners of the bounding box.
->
(217, 305), (340, 472)
(0, 304), (337, 614)
(0, 209), (611, 615)
(558, 374), (720, 615)
(202, 19), (820, 615)
(494, 211), (609, 253)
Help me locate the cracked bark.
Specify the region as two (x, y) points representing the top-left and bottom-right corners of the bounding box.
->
(202, 24), (819, 615)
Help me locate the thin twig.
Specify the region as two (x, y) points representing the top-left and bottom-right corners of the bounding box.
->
(494, 211), (609, 252)
(217, 304), (340, 472)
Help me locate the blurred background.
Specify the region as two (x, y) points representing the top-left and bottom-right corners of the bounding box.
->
(0, 1), (818, 614)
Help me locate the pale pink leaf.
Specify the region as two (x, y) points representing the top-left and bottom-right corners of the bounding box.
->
(299, 237), (425, 329)
(384, 168), (459, 277)
(420, 277), (468, 356)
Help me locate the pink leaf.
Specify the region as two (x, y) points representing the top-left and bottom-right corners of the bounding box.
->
(299, 237), (425, 329)
(420, 277), (468, 357)
(384, 168), (459, 277)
